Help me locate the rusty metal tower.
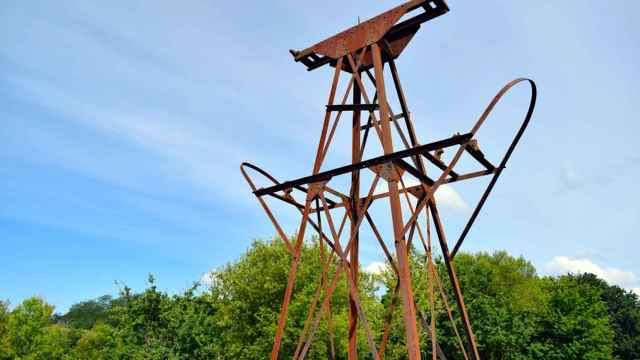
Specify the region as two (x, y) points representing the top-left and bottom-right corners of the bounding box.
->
(241, 1), (536, 359)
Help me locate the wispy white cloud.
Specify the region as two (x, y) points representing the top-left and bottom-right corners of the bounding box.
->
(9, 74), (249, 201)
(545, 256), (639, 291)
(363, 261), (386, 275)
(435, 183), (468, 211)
(1, 2), (302, 208)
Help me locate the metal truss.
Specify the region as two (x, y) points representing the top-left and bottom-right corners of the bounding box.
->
(241, 1), (537, 359)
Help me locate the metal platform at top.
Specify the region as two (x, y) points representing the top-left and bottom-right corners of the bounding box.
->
(290, 0), (449, 72)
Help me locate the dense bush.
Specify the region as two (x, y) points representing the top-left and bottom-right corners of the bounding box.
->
(0, 239), (638, 359)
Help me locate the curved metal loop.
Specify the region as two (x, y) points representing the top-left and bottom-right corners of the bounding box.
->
(241, 162), (340, 251)
(450, 78), (537, 258)
(470, 78), (537, 136)
(240, 162), (281, 191)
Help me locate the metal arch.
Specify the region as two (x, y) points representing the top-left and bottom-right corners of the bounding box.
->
(451, 78), (538, 258)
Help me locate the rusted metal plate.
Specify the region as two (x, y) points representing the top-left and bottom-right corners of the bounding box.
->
(291, 0), (449, 71)
(343, 31), (416, 72)
(369, 162), (405, 182)
(307, 181), (328, 199)
(301, 0), (419, 59)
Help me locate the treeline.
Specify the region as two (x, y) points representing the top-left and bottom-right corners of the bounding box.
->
(1, 239), (639, 359)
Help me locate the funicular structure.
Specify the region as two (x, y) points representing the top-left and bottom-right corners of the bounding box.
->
(241, 1), (537, 359)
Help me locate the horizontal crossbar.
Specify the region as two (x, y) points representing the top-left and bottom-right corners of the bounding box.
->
(465, 147), (495, 170)
(254, 132), (472, 196)
(327, 104), (379, 112)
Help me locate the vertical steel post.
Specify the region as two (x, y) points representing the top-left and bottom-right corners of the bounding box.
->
(270, 201), (312, 360)
(428, 199), (480, 360)
(348, 61), (362, 360)
(270, 58), (343, 360)
(372, 42), (422, 360)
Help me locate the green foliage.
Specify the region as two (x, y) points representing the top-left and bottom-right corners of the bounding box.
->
(59, 295), (113, 330)
(445, 251), (546, 359)
(73, 323), (119, 360)
(5, 297), (54, 357)
(573, 273), (640, 359)
(103, 275), (221, 359)
(208, 238), (381, 359)
(0, 240), (636, 359)
(379, 250), (619, 360)
(0, 300), (11, 360)
(2, 297), (79, 359)
(528, 275), (615, 359)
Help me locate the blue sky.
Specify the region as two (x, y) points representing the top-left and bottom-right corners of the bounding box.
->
(1, 0), (639, 312)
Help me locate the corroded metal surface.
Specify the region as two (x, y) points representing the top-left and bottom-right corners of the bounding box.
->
(298, 0), (422, 59)
(241, 1), (537, 359)
(291, 0), (449, 71)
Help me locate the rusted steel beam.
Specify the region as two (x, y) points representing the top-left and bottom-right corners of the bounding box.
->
(360, 113), (404, 130)
(291, 0), (449, 71)
(270, 198), (313, 360)
(423, 151), (459, 179)
(451, 79), (537, 258)
(417, 309), (448, 360)
(398, 69), (520, 242)
(361, 69), (414, 155)
(327, 104), (379, 112)
(311, 57), (343, 174)
(292, 204), (335, 359)
(300, 176), (382, 359)
(431, 255), (470, 360)
(240, 163), (295, 254)
(312, 193), (380, 359)
(465, 145), (495, 170)
(245, 1), (536, 357)
(372, 42), (421, 360)
(428, 199), (480, 360)
(319, 49), (368, 167)
(348, 71), (362, 360)
(306, 168), (497, 214)
(270, 58), (345, 360)
(394, 158), (435, 186)
(296, 198), (353, 359)
(345, 52), (386, 142)
(254, 133), (471, 197)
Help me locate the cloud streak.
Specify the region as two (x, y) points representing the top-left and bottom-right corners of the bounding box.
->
(545, 256), (639, 292)
(7, 73), (250, 202)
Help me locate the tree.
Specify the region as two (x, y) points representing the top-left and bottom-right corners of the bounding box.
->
(0, 300), (11, 360)
(1, 242), (634, 359)
(105, 275), (195, 358)
(37, 324), (77, 359)
(5, 297), (55, 357)
(528, 275), (615, 359)
(207, 237), (381, 359)
(73, 323), (120, 360)
(378, 250), (547, 359)
(378, 250), (621, 360)
(442, 251), (546, 360)
(60, 295), (113, 330)
(573, 273), (640, 359)
(3, 296), (78, 359)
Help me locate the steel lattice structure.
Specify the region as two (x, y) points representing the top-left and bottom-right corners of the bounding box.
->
(241, 1), (536, 359)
